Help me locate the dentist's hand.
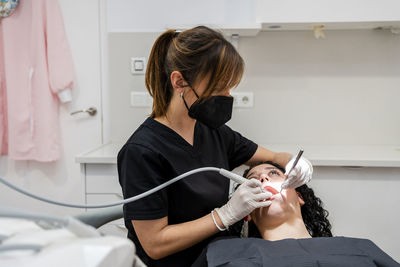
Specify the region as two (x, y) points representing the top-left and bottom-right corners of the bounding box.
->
(215, 179), (273, 229)
(282, 157), (313, 190)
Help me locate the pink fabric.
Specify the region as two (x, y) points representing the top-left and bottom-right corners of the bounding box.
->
(0, 0), (75, 161)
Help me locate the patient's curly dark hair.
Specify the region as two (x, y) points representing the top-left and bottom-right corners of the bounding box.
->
(229, 161), (332, 238)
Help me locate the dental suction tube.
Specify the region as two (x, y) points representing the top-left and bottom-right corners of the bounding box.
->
(219, 169), (247, 184)
(0, 168), (246, 209)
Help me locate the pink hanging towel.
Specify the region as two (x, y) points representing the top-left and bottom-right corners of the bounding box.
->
(0, 0), (75, 161)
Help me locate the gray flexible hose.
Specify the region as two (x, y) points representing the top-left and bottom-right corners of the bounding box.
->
(0, 167), (245, 209)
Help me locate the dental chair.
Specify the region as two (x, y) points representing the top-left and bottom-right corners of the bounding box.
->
(0, 206), (146, 267)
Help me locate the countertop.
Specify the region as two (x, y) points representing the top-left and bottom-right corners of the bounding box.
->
(76, 142), (400, 167)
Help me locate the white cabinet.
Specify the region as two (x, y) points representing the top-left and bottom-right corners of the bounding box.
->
(107, 0), (255, 32)
(106, 0), (400, 35)
(77, 144), (127, 237)
(255, 0), (400, 24)
(85, 164), (121, 194)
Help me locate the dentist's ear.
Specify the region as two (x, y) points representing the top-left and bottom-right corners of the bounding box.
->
(170, 71), (186, 91)
(297, 192), (305, 206)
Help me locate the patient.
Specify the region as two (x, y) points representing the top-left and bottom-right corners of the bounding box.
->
(192, 161), (399, 267)
(239, 161), (332, 240)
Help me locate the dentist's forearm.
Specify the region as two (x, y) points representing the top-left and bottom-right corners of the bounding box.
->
(273, 152), (293, 168)
(247, 146), (292, 167)
(132, 213), (222, 260)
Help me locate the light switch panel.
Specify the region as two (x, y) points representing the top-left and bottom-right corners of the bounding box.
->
(131, 57), (146, 75)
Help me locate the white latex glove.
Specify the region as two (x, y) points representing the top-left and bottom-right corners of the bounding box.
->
(281, 157), (313, 190)
(215, 179), (273, 229)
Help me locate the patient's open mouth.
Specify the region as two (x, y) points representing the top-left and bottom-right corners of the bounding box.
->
(264, 185), (279, 195)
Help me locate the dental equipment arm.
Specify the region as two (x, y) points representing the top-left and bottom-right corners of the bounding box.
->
(0, 167), (248, 209)
(219, 169), (247, 184)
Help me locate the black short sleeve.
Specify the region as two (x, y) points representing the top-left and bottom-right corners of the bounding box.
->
(117, 143), (169, 220)
(219, 125), (258, 170)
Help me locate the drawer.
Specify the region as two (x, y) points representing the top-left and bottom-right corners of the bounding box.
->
(85, 164), (122, 194)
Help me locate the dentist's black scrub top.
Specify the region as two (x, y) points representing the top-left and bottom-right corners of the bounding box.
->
(192, 237), (400, 267)
(117, 117), (258, 267)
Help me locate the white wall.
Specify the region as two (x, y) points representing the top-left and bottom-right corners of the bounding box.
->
(0, 0), (103, 217)
(311, 167), (400, 261)
(230, 30), (400, 146)
(108, 30), (400, 146)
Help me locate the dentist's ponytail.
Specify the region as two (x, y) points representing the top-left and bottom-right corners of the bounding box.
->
(145, 30), (177, 118)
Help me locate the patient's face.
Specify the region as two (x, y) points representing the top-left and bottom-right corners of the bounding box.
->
(246, 164), (286, 194)
(245, 164), (304, 227)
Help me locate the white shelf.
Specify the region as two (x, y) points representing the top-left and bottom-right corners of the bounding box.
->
(261, 20), (400, 32)
(261, 144), (400, 167)
(76, 142), (400, 167)
(165, 20), (400, 37)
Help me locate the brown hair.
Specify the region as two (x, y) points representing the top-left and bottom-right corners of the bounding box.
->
(145, 26), (244, 118)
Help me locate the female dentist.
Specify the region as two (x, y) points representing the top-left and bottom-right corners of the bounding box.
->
(117, 26), (313, 267)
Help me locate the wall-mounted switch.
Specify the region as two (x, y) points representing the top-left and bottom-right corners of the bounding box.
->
(130, 91), (153, 107)
(131, 57), (146, 75)
(231, 92), (254, 108)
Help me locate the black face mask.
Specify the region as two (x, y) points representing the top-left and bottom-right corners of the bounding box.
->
(181, 87), (234, 129)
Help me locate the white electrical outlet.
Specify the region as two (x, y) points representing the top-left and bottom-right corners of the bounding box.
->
(231, 92), (254, 108)
(130, 91), (153, 107)
(130, 57), (146, 75)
